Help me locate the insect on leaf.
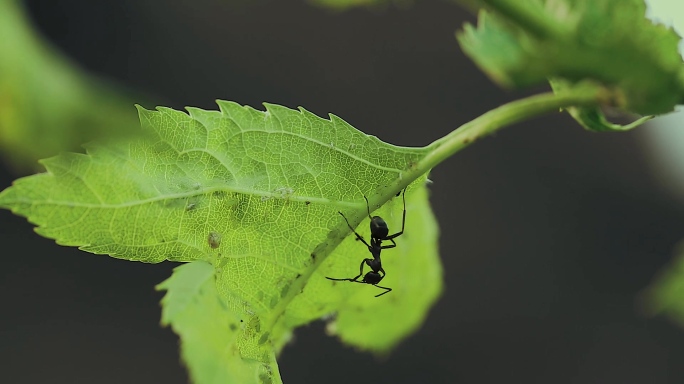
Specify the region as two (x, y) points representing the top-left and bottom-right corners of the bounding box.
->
(0, 101), (442, 383)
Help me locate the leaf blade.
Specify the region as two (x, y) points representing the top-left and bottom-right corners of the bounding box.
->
(157, 261), (282, 384)
(0, 101), (442, 382)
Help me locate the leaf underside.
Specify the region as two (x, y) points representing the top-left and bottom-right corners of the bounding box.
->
(0, 101), (442, 383)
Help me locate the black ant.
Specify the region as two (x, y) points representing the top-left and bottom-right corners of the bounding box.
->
(326, 188), (406, 297)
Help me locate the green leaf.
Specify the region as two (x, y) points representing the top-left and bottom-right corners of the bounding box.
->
(308, 0), (395, 10)
(0, 101), (442, 382)
(456, 0), (684, 115)
(0, 0), (142, 171)
(157, 261), (282, 384)
(640, 241), (684, 328)
(549, 78), (653, 132)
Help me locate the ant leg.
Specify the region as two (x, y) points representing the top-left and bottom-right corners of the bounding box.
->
(338, 211), (371, 248)
(363, 195), (373, 221)
(326, 276), (355, 282)
(385, 188), (407, 241)
(325, 258), (369, 282)
(381, 239), (396, 250)
(338, 279), (392, 297)
(373, 285), (392, 297)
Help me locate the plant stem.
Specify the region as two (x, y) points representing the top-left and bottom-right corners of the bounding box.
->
(271, 85), (606, 336)
(411, 84), (605, 186)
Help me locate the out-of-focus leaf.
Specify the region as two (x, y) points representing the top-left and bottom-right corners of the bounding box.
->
(549, 78), (653, 132)
(0, 0), (142, 172)
(308, 0), (407, 11)
(641, 241), (684, 327)
(456, 0), (684, 115)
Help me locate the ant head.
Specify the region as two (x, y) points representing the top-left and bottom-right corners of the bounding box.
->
(363, 271), (384, 284)
(369, 216), (389, 239)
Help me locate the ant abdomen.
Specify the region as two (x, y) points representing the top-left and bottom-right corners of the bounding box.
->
(363, 272), (383, 284)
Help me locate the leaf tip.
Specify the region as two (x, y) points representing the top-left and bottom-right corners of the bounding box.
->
(215, 99), (241, 113)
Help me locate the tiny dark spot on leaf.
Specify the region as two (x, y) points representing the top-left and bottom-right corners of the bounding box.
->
(229, 323), (237, 331)
(463, 138), (471, 144)
(310, 253), (316, 260)
(305, 201), (311, 205)
(296, 274), (301, 279)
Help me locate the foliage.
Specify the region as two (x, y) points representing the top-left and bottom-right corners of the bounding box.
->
(0, 0), (141, 171)
(457, 0), (684, 122)
(1, 0), (684, 383)
(642, 242), (684, 327)
(308, 0), (401, 11)
(0, 101), (442, 382)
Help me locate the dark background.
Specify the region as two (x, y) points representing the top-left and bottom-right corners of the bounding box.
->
(2, 0), (684, 383)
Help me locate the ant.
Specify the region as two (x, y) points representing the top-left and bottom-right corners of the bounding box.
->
(326, 188), (406, 297)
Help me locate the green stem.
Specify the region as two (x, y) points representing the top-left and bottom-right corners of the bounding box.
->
(271, 85), (606, 336)
(397, 84), (606, 195)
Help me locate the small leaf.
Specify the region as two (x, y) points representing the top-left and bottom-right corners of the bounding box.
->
(549, 78), (653, 132)
(456, 0), (684, 115)
(0, 101), (442, 382)
(157, 261), (282, 384)
(640, 241), (684, 327)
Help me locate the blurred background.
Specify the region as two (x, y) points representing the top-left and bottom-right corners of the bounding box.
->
(2, 0), (684, 383)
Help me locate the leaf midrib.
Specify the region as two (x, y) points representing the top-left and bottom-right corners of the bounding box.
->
(11, 185), (370, 209)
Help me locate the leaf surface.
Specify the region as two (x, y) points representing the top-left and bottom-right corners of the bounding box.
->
(0, 101), (442, 383)
(158, 261), (281, 384)
(456, 0), (684, 115)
